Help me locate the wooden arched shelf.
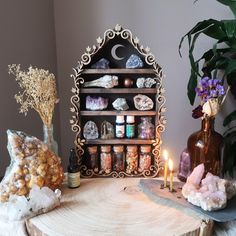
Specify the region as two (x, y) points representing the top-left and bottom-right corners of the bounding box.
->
(70, 24), (166, 178)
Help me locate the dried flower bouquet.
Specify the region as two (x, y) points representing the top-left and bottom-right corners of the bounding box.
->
(8, 64), (59, 127)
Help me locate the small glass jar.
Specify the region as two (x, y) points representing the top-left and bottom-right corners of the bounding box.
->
(126, 116), (135, 138)
(126, 145), (138, 173)
(139, 145), (152, 172)
(138, 117), (155, 139)
(113, 145), (125, 172)
(116, 115), (125, 138)
(87, 146), (99, 172)
(100, 145), (112, 173)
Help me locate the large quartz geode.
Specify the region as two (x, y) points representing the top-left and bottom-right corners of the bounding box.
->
(182, 164), (236, 211)
(133, 94), (154, 110)
(0, 130), (64, 202)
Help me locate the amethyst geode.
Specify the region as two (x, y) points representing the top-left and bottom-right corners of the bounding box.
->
(177, 149), (191, 182)
(86, 96), (108, 111)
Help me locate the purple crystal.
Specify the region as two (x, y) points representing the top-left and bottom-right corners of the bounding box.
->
(86, 96), (108, 111)
(177, 149), (191, 182)
(91, 58), (110, 69)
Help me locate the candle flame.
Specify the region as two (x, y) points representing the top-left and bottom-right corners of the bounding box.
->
(169, 159), (173, 171)
(163, 149), (168, 161)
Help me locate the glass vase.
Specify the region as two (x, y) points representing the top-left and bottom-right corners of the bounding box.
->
(187, 117), (223, 176)
(43, 124), (58, 155)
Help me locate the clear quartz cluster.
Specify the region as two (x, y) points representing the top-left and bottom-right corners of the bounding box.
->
(0, 185), (61, 221)
(182, 164), (236, 211)
(112, 98), (129, 111)
(136, 77), (156, 88)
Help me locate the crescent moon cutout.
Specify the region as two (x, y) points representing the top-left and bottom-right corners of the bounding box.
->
(111, 44), (125, 60)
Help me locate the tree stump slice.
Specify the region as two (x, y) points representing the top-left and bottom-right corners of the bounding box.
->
(26, 179), (213, 236)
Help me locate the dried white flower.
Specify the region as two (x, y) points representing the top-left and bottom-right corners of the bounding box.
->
(8, 64), (59, 127)
(202, 98), (219, 117)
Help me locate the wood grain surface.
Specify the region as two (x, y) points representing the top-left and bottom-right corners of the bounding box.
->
(26, 178), (213, 236)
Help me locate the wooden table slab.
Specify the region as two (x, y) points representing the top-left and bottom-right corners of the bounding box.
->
(26, 178), (213, 236)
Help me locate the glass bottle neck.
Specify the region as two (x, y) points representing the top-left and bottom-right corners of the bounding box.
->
(43, 124), (53, 141)
(201, 117), (214, 132)
(141, 117), (151, 122)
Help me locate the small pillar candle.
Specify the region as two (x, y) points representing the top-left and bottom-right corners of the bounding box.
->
(163, 150), (168, 188)
(169, 159), (173, 192)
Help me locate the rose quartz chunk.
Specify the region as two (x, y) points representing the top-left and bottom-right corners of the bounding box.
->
(182, 164), (236, 211)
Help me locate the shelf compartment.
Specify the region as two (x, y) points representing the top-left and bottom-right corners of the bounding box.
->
(80, 88), (157, 94)
(80, 110), (156, 116)
(81, 69), (155, 74)
(85, 139), (153, 145)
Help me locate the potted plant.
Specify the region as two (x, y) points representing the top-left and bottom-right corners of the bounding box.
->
(179, 0), (236, 176)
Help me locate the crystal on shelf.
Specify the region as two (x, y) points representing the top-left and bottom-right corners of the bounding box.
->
(136, 77), (156, 88)
(83, 75), (119, 88)
(86, 96), (108, 111)
(83, 121), (99, 139)
(126, 54), (143, 68)
(91, 58), (110, 69)
(101, 121), (114, 139)
(112, 98), (129, 111)
(133, 94), (154, 110)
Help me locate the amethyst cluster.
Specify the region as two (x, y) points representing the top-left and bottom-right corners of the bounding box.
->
(86, 96), (108, 111)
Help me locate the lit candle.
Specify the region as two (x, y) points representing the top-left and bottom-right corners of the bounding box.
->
(169, 159), (173, 192)
(163, 150), (168, 188)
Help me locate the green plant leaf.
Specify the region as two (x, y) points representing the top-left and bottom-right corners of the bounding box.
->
(216, 0), (236, 18)
(203, 22), (226, 39)
(187, 68), (198, 105)
(180, 1), (236, 108)
(189, 54), (199, 76)
(201, 49), (227, 72)
(222, 20), (236, 38)
(189, 19), (224, 39)
(223, 110), (236, 126)
(226, 72), (236, 85)
(224, 59), (236, 76)
(223, 132), (236, 177)
(223, 126), (236, 136)
(223, 142), (236, 176)
(179, 19), (224, 56)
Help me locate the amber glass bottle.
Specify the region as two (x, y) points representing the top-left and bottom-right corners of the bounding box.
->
(187, 117), (223, 176)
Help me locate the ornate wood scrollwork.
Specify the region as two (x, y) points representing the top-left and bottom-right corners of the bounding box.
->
(70, 24), (166, 178)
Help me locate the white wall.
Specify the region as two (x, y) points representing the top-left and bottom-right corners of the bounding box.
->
(53, 0), (233, 169)
(0, 0), (59, 176)
(0, 1), (233, 176)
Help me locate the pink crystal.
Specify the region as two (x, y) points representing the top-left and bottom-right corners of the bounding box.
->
(182, 164), (230, 211)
